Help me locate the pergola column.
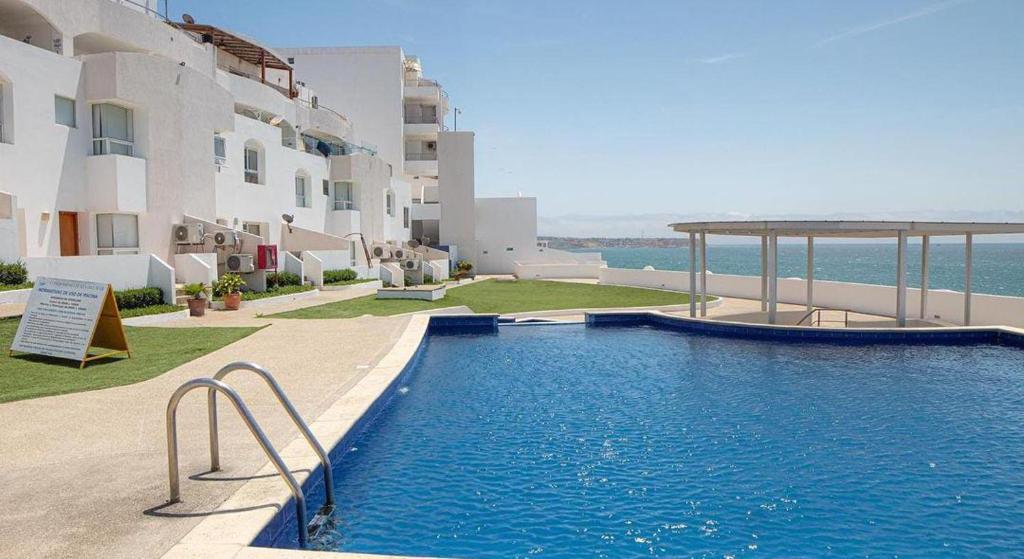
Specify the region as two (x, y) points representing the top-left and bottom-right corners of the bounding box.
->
(964, 233), (973, 326)
(688, 232), (697, 318)
(920, 235), (930, 319)
(896, 231), (908, 327)
(700, 231), (707, 317)
(768, 233), (778, 324)
(806, 237), (814, 312)
(760, 235), (768, 312)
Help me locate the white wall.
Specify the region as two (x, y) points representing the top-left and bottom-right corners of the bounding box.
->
(26, 253), (174, 303)
(215, 114), (330, 246)
(515, 261), (606, 279)
(438, 131), (476, 258)
(595, 267), (1024, 328)
(281, 47), (405, 171)
(475, 197), (540, 274)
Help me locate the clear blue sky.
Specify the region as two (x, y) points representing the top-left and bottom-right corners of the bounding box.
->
(169, 0), (1023, 234)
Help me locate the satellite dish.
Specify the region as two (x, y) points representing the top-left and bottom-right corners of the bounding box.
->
(182, 13), (196, 24)
(281, 214), (294, 224)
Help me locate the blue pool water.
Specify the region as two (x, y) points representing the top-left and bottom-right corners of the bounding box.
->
(276, 324), (1024, 557)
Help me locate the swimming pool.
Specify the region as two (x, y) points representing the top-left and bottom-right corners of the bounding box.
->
(262, 318), (1024, 557)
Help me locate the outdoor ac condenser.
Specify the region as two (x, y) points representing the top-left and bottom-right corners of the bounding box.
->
(401, 259), (420, 271)
(226, 254), (255, 273)
(172, 223), (204, 244)
(391, 247), (407, 260)
(213, 230), (237, 247)
(370, 243), (392, 260)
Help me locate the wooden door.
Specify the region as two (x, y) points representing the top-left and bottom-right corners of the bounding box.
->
(59, 212), (79, 256)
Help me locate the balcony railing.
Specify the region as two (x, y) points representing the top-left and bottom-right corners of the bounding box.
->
(404, 115), (440, 125)
(406, 152), (437, 161)
(333, 199), (354, 211)
(92, 137), (134, 157)
(244, 169), (259, 184)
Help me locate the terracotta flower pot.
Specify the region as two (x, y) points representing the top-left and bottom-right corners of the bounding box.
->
(187, 298), (206, 317)
(223, 292), (242, 310)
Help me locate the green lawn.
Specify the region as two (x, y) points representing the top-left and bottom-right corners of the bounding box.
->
(120, 304), (184, 318)
(324, 278), (379, 286)
(271, 279), (700, 319)
(0, 283), (32, 292)
(0, 318), (260, 403)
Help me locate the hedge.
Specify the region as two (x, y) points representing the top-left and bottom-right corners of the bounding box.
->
(323, 268), (358, 284)
(114, 287), (163, 310)
(0, 261), (28, 286)
(267, 271), (302, 286)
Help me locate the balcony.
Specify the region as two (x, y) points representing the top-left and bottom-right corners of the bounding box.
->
(404, 79), (442, 104)
(327, 207), (360, 237)
(404, 152), (438, 176)
(86, 153), (147, 212)
(403, 113), (442, 137)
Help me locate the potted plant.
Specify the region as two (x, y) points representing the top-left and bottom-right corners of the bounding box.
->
(216, 273), (245, 311)
(452, 260), (474, 281)
(183, 283), (208, 317)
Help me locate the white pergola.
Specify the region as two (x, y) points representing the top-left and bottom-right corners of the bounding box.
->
(667, 221), (1024, 327)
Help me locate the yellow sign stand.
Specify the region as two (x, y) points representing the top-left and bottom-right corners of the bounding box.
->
(79, 285), (131, 368)
(8, 278), (131, 369)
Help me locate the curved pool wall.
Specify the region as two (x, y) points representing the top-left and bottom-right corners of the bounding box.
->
(251, 312), (1024, 554)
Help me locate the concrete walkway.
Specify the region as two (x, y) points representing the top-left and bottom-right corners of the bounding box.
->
(0, 315), (411, 559)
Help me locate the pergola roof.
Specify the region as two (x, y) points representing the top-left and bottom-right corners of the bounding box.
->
(669, 220), (1024, 238)
(170, 23), (292, 70)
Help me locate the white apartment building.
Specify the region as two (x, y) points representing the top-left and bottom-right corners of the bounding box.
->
(0, 0), (414, 294)
(282, 47), (549, 274)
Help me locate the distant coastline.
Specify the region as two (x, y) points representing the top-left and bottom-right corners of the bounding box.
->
(540, 237), (687, 249)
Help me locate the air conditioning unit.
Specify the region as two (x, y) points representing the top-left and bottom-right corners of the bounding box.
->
(370, 243), (392, 260)
(426, 141), (437, 150)
(226, 254), (255, 273)
(213, 230), (237, 247)
(391, 247), (407, 260)
(401, 259), (420, 271)
(173, 223), (204, 244)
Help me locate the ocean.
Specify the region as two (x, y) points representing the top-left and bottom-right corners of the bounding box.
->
(571, 243), (1024, 297)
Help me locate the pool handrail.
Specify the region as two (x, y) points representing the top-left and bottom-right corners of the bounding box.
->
(165, 377), (309, 547)
(208, 361), (335, 507)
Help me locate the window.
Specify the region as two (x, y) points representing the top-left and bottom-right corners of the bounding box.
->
(95, 214), (139, 253)
(92, 103), (134, 156)
(244, 145), (260, 184)
(322, 179), (329, 196)
(295, 173), (310, 207)
(242, 222), (264, 239)
(333, 181), (355, 210)
(506, 247), (515, 252)
(55, 96), (75, 127)
(0, 81), (8, 143)
(214, 135), (226, 166)
(386, 190), (395, 217)
(403, 206), (410, 228)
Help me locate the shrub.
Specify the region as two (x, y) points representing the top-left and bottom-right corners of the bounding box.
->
(114, 287), (164, 310)
(267, 271), (302, 286)
(323, 268), (359, 284)
(212, 273), (245, 296)
(0, 261), (28, 286)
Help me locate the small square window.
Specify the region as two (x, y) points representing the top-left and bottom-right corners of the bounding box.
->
(55, 96), (75, 127)
(506, 247), (514, 252)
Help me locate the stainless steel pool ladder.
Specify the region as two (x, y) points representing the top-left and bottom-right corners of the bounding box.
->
(165, 362), (336, 547)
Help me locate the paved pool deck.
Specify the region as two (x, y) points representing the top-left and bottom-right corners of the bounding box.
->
(0, 314), (412, 559)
